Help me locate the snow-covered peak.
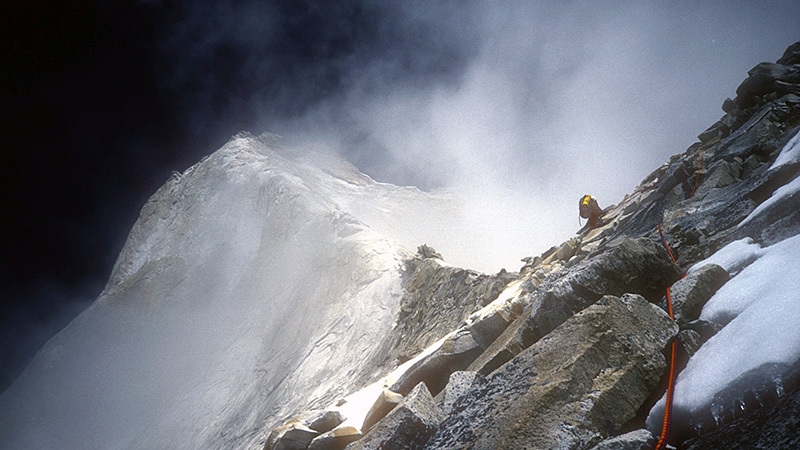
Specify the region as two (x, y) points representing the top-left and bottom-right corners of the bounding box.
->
(0, 134), (461, 449)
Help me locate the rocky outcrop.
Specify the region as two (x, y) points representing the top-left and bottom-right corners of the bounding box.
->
(308, 426), (362, 450)
(465, 303), (534, 376)
(387, 250), (513, 364)
(265, 410), (346, 450)
(390, 328), (483, 397)
(435, 371), (486, 418)
(522, 237), (682, 343)
(424, 294), (677, 450)
(361, 389), (404, 432)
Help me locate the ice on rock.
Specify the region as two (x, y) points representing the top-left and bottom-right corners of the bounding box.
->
(647, 233), (800, 433)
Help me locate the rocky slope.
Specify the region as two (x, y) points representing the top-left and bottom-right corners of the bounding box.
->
(265, 41), (800, 449)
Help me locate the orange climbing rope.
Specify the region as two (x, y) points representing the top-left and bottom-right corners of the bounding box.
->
(655, 224), (680, 450)
(654, 151), (704, 449)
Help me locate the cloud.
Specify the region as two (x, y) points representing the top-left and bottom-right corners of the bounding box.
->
(268, 2), (799, 271)
(142, 0), (800, 271)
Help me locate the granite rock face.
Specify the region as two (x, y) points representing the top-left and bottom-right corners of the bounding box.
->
(587, 429), (657, 450)
(387, 253), (512, 365)
(308, 426), (362, 450)
(423, 294), (677, 450)
(522, 236), (682, 347)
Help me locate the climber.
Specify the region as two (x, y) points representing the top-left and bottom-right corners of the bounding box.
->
(579, 194), (604, 229)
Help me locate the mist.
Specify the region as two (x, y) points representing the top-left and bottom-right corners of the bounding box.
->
(178, 1), (797, 272)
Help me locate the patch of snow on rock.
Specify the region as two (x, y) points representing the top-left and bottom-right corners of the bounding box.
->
(687, 237), (762, 276)
(648, 233), (800, 432)
(770, 129), (800, 169)
(738, 174), (800, 228)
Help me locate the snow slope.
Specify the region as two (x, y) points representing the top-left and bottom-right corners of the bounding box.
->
(0, 134), (462, 449)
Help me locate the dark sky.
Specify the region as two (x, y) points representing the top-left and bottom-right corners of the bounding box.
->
(1, 0), (798, 390)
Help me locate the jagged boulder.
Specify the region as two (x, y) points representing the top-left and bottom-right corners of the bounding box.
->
(670, 263), (730, 325)
(265, 409), (346, 450)
(347, 383), (443, 450)
(308, 426), (362, 450)
(712, 95), (796, 164)
(424, 294), (678, 450)
(735, 62), (800, 108)
(361, 389), (404, 432)
(690, 158), (742, 198)
(463, 237), (681, 379)
(466, 304), (534, 376)
(466, 285), (527, 349)
(390, 328), (483, 397)
(435, 371), (486, 417)
(265, 423), (319, 450)
(523, 236), (682, 346)
(678, 329), (703, 358)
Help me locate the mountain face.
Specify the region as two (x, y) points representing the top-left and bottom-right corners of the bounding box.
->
(0, 134), (474, 449)
(2, 41), (800, 450)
